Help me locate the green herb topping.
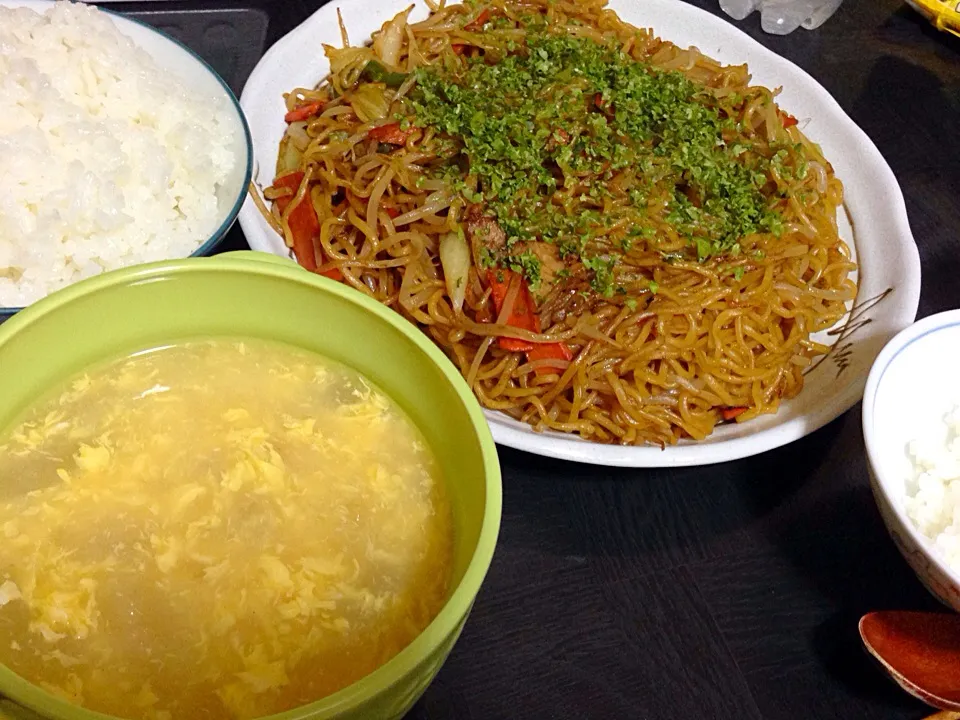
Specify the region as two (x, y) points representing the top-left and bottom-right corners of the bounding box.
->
(408, 18), (792, 295)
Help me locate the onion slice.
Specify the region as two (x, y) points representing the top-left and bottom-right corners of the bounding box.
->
(285, 121), (310, 151)
(439, 231), (470, 314)
(374, 6), (412, 68)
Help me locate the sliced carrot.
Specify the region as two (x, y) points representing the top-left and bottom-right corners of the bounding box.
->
(463, 8), (490, 31)
(485, 268), (573, 370)
(779, 110), (799, 128)
(485, 269), (535, 328)
(487, 269), (536, 351)
(284, 100), (324, 123)
(528, 342), (573, 363)
(721, 406), (748, 421)
(527, 341), (574, 377)
(273, 173), (343, 280)
(368, 122), (415, 145)
(273, 172), (318, 272)
(272, 171), (303, 214)
(318, 267), (343, 281)
(499, 337), (534, 352)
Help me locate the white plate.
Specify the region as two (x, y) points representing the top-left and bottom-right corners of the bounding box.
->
(237, 0), (921, 467)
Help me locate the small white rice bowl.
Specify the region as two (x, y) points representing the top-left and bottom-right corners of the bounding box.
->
(864, 310), (960, 611)
(0, 1), (249, 309)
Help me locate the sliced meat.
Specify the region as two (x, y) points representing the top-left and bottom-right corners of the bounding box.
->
(462, 206), (578, 312)
(465, 207), (507, 260)
(526, 241), (565, 297)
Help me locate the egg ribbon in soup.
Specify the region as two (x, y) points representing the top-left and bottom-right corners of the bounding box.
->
(0, 339), (453, 720)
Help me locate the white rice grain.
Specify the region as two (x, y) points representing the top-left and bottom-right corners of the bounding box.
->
(0, 2), (237, 307)
(905, 405), (960, 571)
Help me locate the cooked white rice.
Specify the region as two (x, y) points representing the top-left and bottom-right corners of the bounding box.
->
(905, 405), (960, 571)
(0, 2), (237, 308)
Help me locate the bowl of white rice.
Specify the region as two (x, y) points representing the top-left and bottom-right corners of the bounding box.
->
(863, 309), (960, 612)
(0, 0), (252, 316)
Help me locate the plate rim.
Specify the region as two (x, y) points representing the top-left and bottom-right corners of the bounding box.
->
(237, 0), (921, 468)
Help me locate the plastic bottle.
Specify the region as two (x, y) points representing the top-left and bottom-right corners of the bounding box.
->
(719, 0), (843, 34)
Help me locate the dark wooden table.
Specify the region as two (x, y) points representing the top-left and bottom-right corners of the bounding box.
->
(123, 0), (960, 716)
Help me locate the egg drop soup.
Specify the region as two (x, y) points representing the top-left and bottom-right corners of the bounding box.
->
(0, 339), (453, 719)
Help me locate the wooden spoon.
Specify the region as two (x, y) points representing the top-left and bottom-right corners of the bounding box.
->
(859, 611), (960, 713)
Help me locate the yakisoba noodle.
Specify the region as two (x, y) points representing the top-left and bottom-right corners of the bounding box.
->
(256, 0), (858, 447)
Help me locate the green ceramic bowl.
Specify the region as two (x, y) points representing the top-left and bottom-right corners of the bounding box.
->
(0, 251), (502, 720)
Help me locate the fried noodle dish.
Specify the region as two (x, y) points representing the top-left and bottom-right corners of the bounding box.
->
(254, 0), (858, 447)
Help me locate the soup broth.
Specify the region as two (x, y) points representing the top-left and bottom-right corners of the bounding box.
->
(0, 339), (453, 719)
